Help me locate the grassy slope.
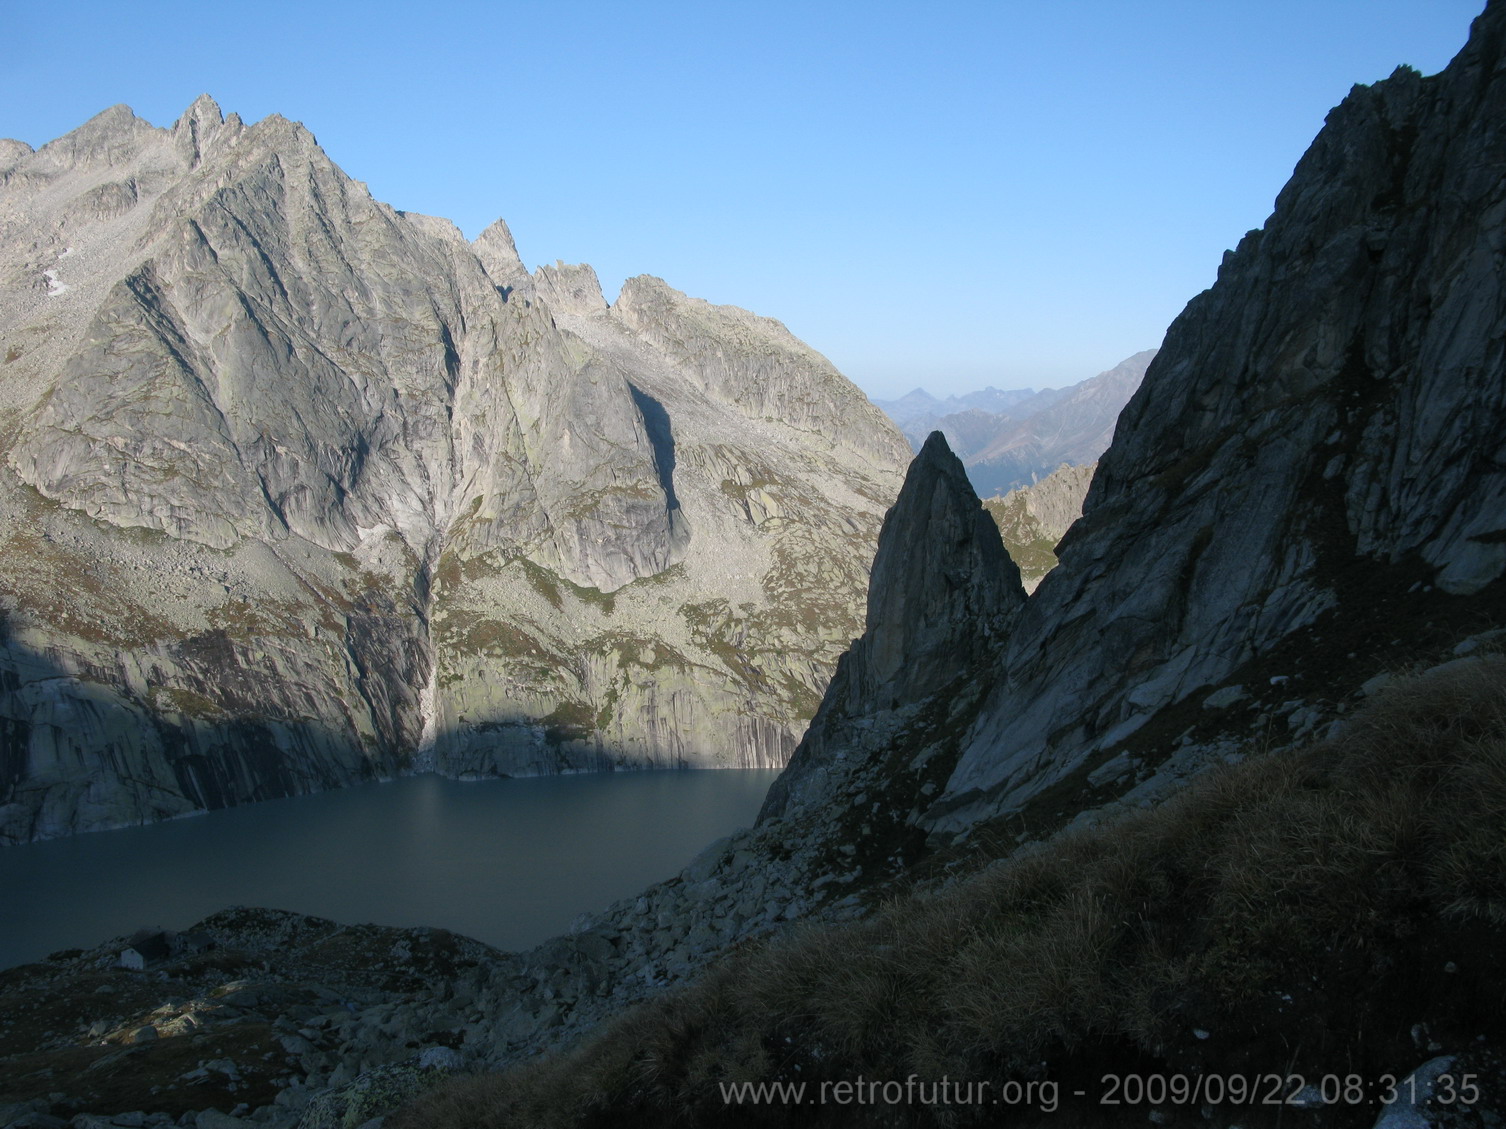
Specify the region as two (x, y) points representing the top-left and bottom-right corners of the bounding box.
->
(392, 657), (1506, 1129)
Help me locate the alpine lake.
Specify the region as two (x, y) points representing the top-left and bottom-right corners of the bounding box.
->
(0, 768), (780, 970)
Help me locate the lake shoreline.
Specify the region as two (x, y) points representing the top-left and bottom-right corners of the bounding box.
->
(1, 768), (780, 971)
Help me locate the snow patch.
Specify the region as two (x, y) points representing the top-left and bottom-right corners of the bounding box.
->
(44, 248), (76, 296)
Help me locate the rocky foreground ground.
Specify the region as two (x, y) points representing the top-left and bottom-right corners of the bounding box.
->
(0, 800), (882, 1129)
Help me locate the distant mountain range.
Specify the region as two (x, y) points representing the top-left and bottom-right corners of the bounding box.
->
(871, 349), (1156, 496)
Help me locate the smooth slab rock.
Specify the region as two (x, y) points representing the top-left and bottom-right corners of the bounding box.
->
(927, 4), (1506, 832)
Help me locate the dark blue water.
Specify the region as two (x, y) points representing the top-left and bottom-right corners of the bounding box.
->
(0, 769), (779, 969)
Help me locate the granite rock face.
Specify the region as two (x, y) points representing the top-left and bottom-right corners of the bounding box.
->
(922, 1), (1506, 831)
(847, 433), (1023, 709)
(755, 1), (1506, 847)
(761, 432), (1023, 822)
(610, 274), (901, 460)
(0, 98), (909, 842)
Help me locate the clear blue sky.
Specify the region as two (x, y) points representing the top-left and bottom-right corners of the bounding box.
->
(1, 1), (1485, 397)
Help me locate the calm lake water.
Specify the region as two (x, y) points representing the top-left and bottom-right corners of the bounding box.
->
(0, 769), (780, 970)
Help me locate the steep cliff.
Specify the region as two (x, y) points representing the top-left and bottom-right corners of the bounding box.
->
(0, 98), (909, 842)
(760, 432), (1023, 824)
(922, 1), (1506, 832)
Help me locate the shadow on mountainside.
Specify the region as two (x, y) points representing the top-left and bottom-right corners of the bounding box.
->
(0, 604), (756, 848)
(0, 611), (387, 846)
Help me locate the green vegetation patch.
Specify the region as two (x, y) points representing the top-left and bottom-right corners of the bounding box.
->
(433, 551), (462, 592)
(558, 572), (616, 615)
(555, 483), (664, 523)
(518, 558), (563, 610)
(718, 476), (776, 504)
(440, 616), (555, 667)
(461, 550), (506, 583)
(0, 529), (180, 647)
(982, 498), (1062, 585)
(679, 598), (756, 678)
(0, 1019), (282, 1118)
(207, 597), (314, 640)
(541, 700), (595, 747)
(150, 686), (226, 719)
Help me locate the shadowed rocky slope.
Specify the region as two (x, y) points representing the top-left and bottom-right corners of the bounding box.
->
(760, 432), (1024, 823)
(922, 6), (1506, 832)
(0, 98), (909, 843)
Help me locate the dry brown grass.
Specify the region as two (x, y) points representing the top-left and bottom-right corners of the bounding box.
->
(392, 657), (1506, 1128)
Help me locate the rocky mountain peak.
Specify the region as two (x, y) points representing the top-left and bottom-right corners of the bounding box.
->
(33, 103), (157, 173)
(0, 138), (34, 173)
(173, 93), (223, 130)
(611, 275), (910, 467)
(760, 431), (1022, 821)
(610, 274), (678, 320)
(0, 96), (910, 842)
(241, 112), (322, 160)
(854, 431), (1023, 707)
(534, 261), (607, 316)
(171, 93), (237, 168)
(471, 217), (525, 286)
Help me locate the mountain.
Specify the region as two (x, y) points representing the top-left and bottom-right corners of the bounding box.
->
(871, 384), (1050, 431)
(387, 6), (1506, 1119)
(871, 349), (1154, 496)
(8, 4), (1506, 1125)
(0, 97), (910, 844)
(759, 431), (1024, 824)
(982, 460), (1095, 592)
(774, 0), (1506, 843)
(961, 348), (1154, 495)
(923, 11), (1506, 836)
